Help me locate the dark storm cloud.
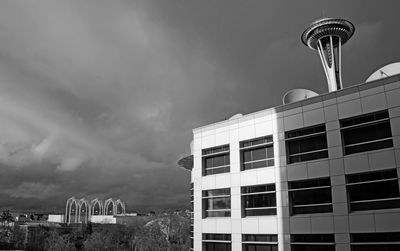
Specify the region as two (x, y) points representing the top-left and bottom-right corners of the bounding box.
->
(0, 0), (399, 211)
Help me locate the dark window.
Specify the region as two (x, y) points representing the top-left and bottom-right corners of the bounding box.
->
(240, 136), (274, 170)
(291, 234), (335, 251)
(241, 184), (276, 216)
(285, 124), (328, 164)
(351, 232), (400, 251)
(340, 110), (393, 155)
(242, 234), (278, 251)
(288, 178), (332, 215)
(346, 169), (400, 211)
(202, 145), (230, 175)
(203, 234), (231, 251)
(202, 188), (231, 217)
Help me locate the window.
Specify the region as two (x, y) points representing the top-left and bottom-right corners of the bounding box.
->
(340, 110), (393, 155)
(202, 188), (231, 217)
(240, 136), (274, 170)
(351, 232), (400, 251)
(291, 234), (335, 251)
(285, 124), (328, 164)
(242, 234), (278, 251)
(202, 145), (230, 175)
(203, 234), (231, 251)
(346, 169), (400, 211)
(288, 178), (332, 215)
(241, 184), (276, 216)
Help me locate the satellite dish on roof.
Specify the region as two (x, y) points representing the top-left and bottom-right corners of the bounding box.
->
(366, 62), (400, 82)
(283, 89), (318, 105)
(228, 113), (243, 120)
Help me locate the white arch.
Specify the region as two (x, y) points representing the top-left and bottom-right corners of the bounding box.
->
(65, 197), (79, 224)
(65, 197), (74, 223)
(90, 198), (103, 215)
(104, 198), (116, 215)
(115, 199), (126, 214)
(78, 198), (91, 223)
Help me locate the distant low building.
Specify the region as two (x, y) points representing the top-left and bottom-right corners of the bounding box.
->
(47, 214), (64, 223)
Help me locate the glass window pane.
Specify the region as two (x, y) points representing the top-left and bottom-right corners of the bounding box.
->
(206, 211), (231, 217)
(290, 187), (332, 205)
(351, 245), (400, 251)
(291, 234), (334, 242)
(266, 146), (274, 158)
(242, 184), (275, 194)
(245, 208), (276, 216)
(286, 124), (328, 164)
(205, 158), (213, 168)
(292, 204), (332, 214)
(293, 150), (328, 162)
(244, 193), (276, 208)
(347, 169), (397, 183)
(205, 189), (230, 196)
(243, 163), (252, 170)
(224, 155), (230, 165)
(348, 180), (400, 201)
(243, 151), (252, 162)
(350, 199), (400, 211)
(252, 148), (266, 160)
(345, 139), (393, 155)
(206, 198), (230, 210)
(213, 155), (225, 167)
(341, 110), (393, 156)
(351, 232), (400, 242)
(291, 245), (335, 251)
(252, 160), (267, 169)
(343, 123), (392, 145)
(289, 178), (332, 215)
(205, 166), (230, 175)
(346, 169), (400, 212)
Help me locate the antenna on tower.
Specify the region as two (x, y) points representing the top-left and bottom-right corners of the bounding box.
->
(301, 18), (355, 92)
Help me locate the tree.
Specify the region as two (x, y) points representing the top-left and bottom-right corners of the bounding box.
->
(0, 210), (15, 250)
(44, 231), (75, 251)
(135, 225), (170, 251)
(167, 214), (190, 251)
(0, 210), (14, 224)
(134, 214), (190, 251)
(83, 232), (124, 251)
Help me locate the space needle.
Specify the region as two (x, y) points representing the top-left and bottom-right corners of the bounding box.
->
(302, 18), (355, 92)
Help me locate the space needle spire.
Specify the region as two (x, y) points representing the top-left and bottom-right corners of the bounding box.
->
(302, 18), (355, 92)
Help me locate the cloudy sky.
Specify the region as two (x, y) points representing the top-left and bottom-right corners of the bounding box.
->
(0, 0), (399, 212)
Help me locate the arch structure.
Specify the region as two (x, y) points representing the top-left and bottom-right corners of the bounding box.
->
(65, 197), (126, 224)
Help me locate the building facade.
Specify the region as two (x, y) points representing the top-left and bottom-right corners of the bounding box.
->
(187, 74), (400, 251)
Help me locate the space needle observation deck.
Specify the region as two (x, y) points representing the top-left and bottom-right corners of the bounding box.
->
(302, 18), (355, 92)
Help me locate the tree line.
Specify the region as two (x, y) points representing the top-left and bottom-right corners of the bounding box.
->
(0, 210), (191, 251)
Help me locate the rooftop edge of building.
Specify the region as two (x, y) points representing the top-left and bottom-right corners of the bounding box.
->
(193, 73), (400, 134)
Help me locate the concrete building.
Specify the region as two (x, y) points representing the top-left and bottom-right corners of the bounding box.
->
(179, 18), (400, 251)
(48, 214), (64, 223)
